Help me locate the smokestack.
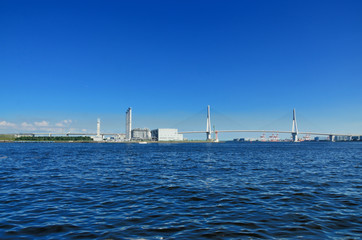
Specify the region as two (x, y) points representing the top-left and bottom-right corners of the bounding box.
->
(97, 118), (101, 136)
(126, 108), (132, 140)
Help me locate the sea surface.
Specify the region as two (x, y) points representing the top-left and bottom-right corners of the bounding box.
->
(0, 142), (361, 239)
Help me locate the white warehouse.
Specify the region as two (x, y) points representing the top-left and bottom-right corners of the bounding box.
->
(151, 128), (183, 141)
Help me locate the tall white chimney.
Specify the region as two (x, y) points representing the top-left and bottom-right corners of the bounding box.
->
(126, 108), (132, 140)
(97, 118), (101, 136)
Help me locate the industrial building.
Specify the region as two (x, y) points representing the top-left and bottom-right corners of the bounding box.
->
(131, 128), (151, 140)
(106, 134), (126, 142)
(90, 109), (183, 142)
(151, 128), (183, 141)
(125, 108), (183, 142)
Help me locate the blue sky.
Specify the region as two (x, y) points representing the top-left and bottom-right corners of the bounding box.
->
(1, 0), (361, 139)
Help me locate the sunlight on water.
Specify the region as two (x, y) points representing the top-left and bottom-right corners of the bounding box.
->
(0, 142), (361, 239)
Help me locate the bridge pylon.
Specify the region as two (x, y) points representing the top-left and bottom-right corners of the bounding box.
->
(206, 105), (212, 140)
(292, 108), (298, 142)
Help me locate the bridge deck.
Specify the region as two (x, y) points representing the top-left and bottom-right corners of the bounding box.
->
(13, 130), (360, 137)
(179, 130), (359, 136)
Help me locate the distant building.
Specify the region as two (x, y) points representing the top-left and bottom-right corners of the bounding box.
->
(15, 133), (35, 138)
(233, 138), (245, 142)
(151, 128), (183, 141)
(91, 135), (104, 141)
(351, 136), (359, 141)
(335, 136), (352, 141)
(105, 134), (126, 142)
(115, 134), (126, 141)
(131, 128), (151, 140)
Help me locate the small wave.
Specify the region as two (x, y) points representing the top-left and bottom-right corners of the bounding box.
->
(188, 196), (206, 201)
(20, 224), (80, 235)
(201, 230), (265, 238)
(293, 192), (314, 197)
(147, 226), (187, 233)
(1, 142), (360, 239)
(209, 221), (260, 229)
(65, 231), (99, 239)
(0, 223), (15, 230)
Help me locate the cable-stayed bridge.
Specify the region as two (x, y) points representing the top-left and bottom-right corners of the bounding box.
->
(19, 106), (361, 142)
(179, 106), (361, 142)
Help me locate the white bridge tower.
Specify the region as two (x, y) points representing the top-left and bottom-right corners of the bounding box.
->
(292, 108), (298, 142)
(206, 105), (212, 141)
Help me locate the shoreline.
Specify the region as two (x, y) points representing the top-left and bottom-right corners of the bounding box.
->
(0, 140), (224, 143)
(1, 140), (361, 143)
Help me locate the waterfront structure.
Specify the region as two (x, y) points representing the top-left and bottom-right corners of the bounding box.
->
(9, 106), (362, 142)
(91, 135), (104, 141)
(181, 107), (361, 142)
(116, 134), (126, 141)
(97, 118), (101, 136)
(91, 118), (104, 141)
(291, 109), (298, 142)
(131, 128), (151, 140)
(206, 105), (212, 140)
(105, 134), (126, 142)
(151, 128), (183, 141)
(335, 136), (351, 141)
(126, 108), (132, 141)
(15, 133), (35, 138)
(351, 136), (359, 141)
(233, 138), (245, 142)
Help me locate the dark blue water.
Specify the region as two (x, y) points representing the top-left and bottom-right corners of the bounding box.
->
(0, 142), (361, 239)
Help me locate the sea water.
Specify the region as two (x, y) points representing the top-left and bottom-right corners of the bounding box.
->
(0, 142), (361, 239)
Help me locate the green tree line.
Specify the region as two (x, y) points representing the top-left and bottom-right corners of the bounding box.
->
(15, 136), (93, 141)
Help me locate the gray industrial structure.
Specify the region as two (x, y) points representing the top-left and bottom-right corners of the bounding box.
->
(151, 128), (183, 141)
(126, 107), (132, 141)
(132, 128), (151, 140)
(125, 108), (183, 142)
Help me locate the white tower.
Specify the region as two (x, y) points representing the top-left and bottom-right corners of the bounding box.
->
(292, 109), (298, 142)
(126, 108), (132, 141)
(97, 118), (101, 136)
(206, 105), (212, 141)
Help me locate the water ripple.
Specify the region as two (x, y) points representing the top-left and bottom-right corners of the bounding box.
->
(0, 142), (361, 239)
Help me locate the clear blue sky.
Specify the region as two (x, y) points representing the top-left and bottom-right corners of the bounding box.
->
(1, 0), (361, 138)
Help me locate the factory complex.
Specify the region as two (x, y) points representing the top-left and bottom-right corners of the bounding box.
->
(92, 108), (184, 142)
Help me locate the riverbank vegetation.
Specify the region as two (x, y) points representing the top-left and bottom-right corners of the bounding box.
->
(15, 136), (93, 142)
(0, 135), (16, 141)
